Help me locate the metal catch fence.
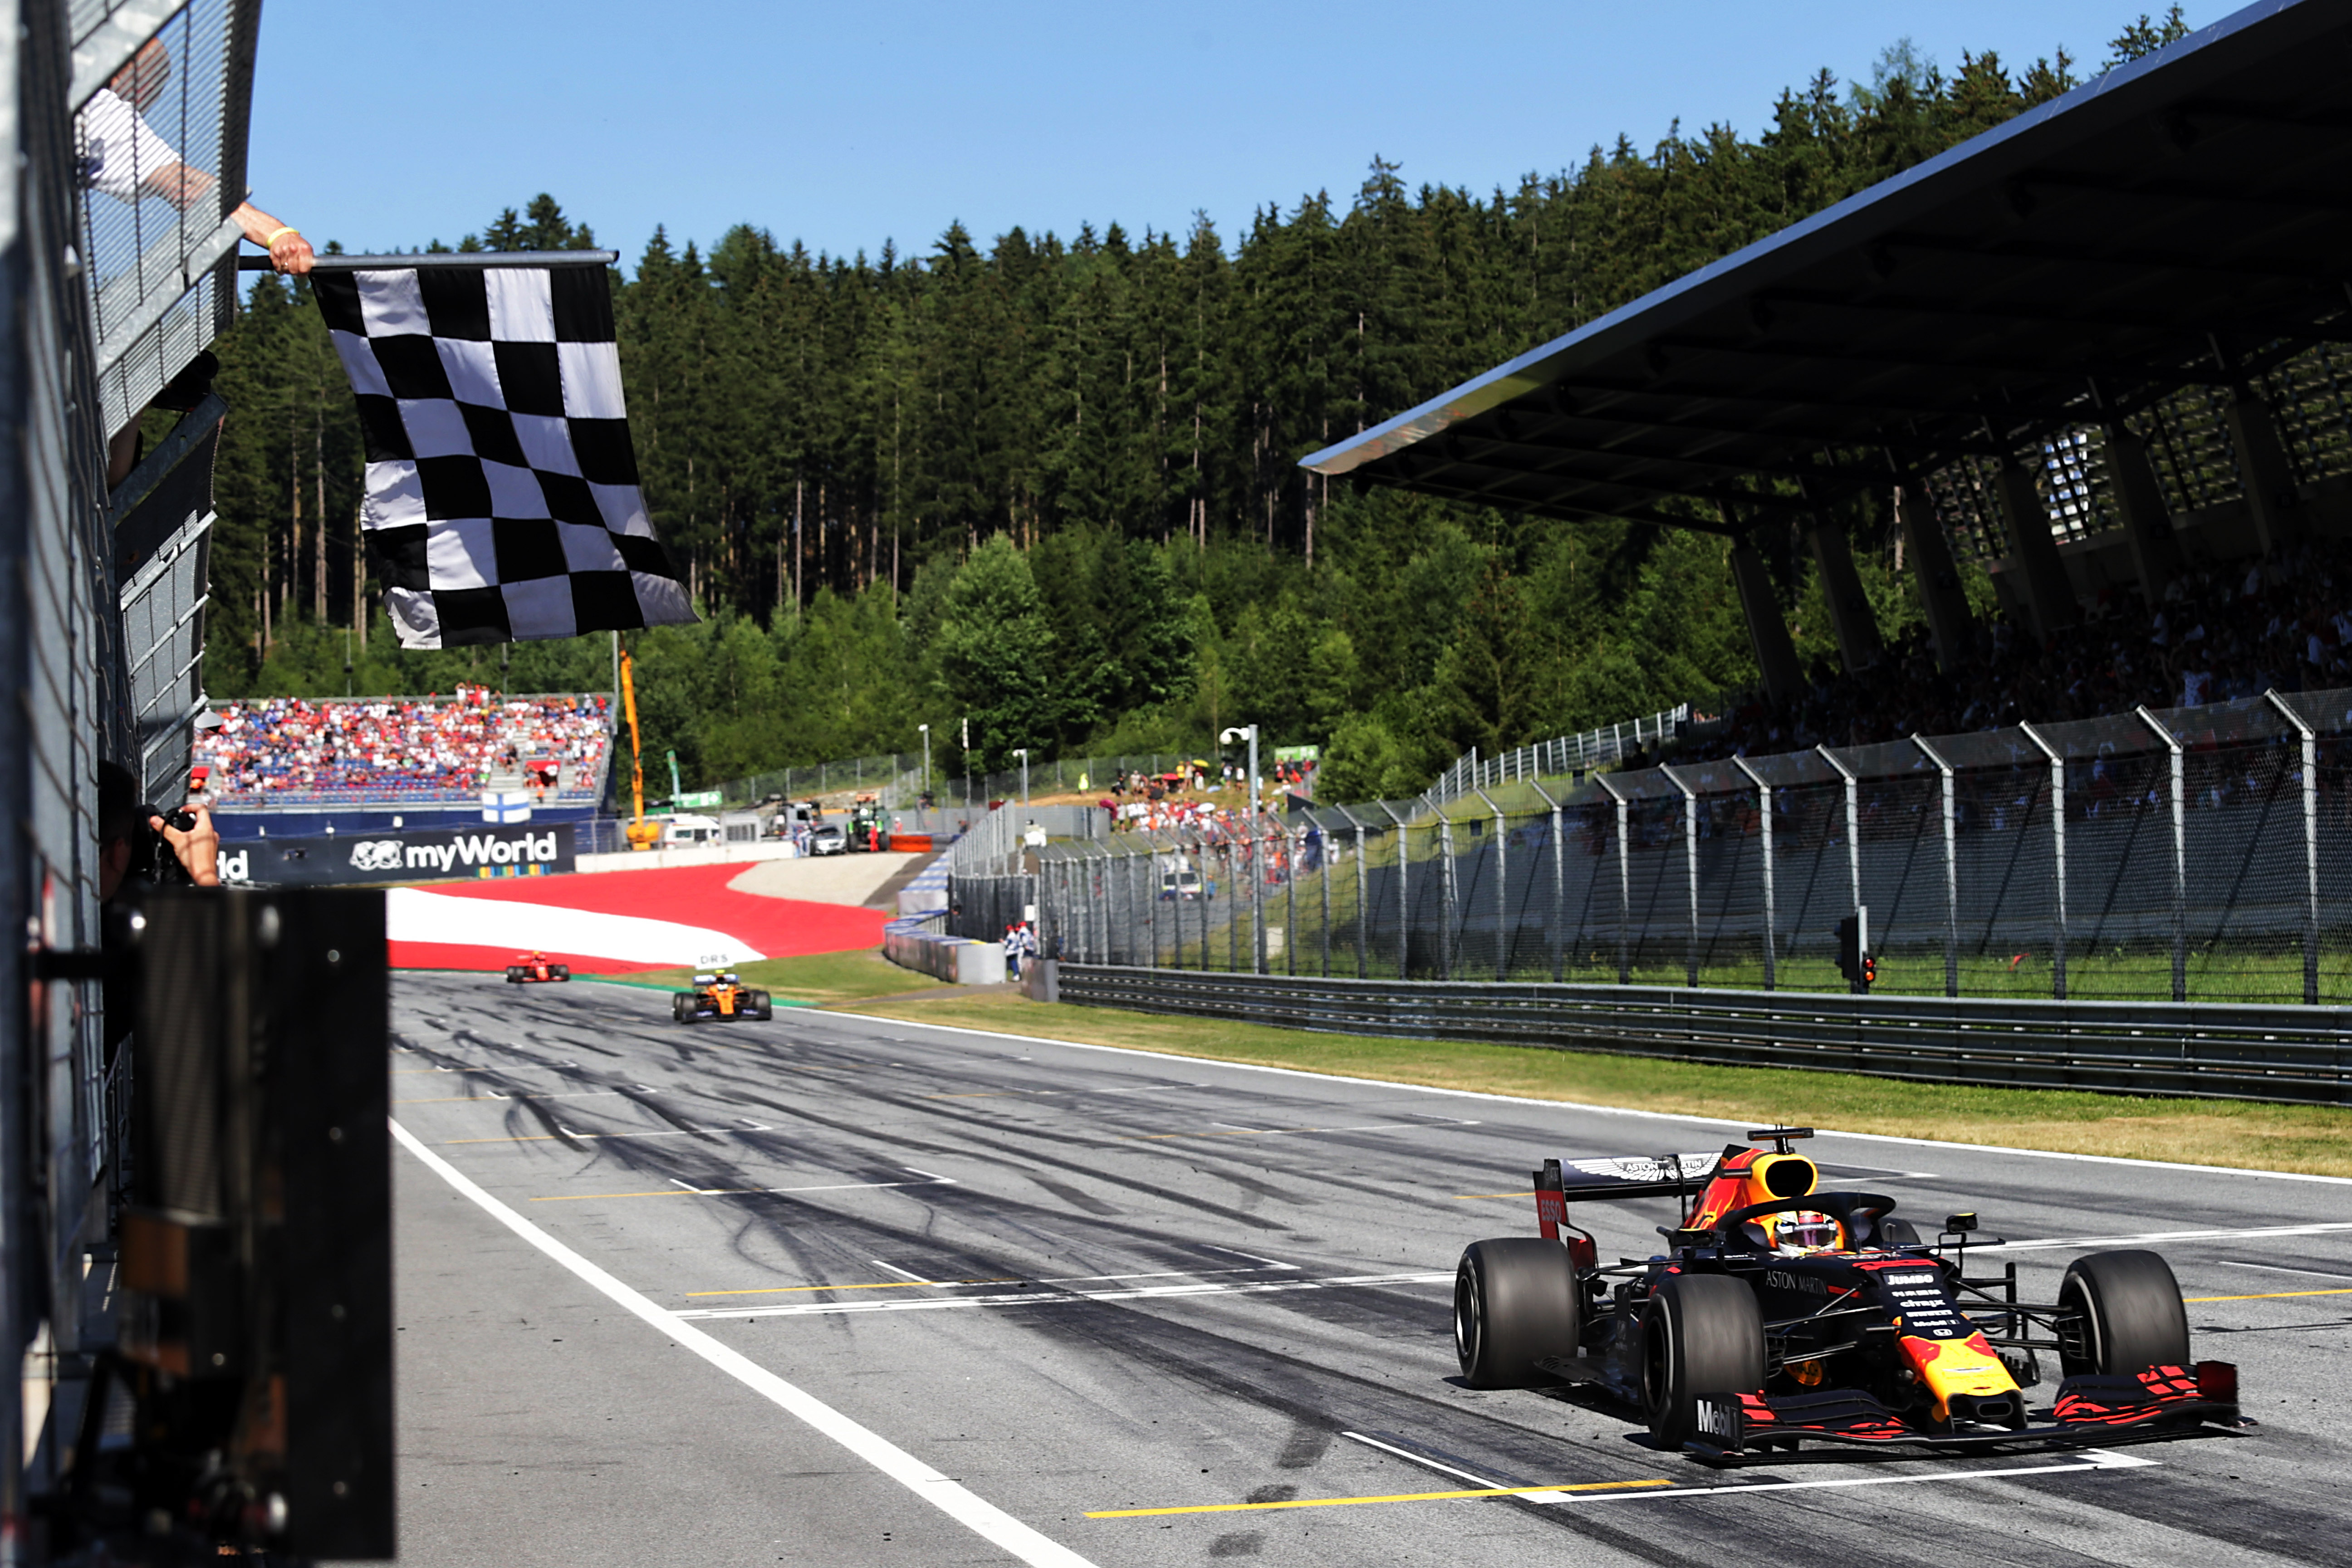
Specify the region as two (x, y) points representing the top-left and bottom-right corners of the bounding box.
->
(1016, 687), (2352, 1007)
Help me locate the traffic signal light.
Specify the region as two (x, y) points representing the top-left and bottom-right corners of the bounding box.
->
(1836, 911), (1873, 994)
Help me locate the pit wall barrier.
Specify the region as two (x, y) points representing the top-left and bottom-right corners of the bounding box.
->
(882, 910), (1007, 985)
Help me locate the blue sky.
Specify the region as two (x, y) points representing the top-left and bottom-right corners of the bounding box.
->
(248, 1), (2224, 273)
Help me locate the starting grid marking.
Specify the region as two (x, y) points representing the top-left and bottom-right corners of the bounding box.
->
(1083, 1433), (2161, 1521)
(672, 1269), (1455, 1320)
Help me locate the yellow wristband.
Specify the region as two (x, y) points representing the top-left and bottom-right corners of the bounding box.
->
(264, 225), (299, 245)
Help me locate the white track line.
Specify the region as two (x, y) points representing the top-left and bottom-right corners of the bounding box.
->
(1339, 1431), (1581, 1504)
(674, 1270), (1457, 1321)
(391, 1120), (1099, 1568)
(1572, 1447), (2157, 1503)
(824, 1014), (2352, 1186)
(1980, 1220), (2352, 1253)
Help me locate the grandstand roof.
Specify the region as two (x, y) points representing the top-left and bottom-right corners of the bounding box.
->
(1298, 0), (2352, 532)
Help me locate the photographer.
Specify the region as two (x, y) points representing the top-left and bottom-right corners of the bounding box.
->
(97, 760), (220, 900)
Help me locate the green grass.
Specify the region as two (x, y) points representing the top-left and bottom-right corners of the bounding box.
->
(1145, 930), (2352, 1004)
(838, 987), (2352, 1177)
(591, 949), (956, 1007)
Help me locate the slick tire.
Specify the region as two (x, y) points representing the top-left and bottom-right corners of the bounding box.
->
(1642, 1274), (1765, 1447)
(550, 965), (570, 982)
(2058, 1250), (2190, 1377)
(750, 991), (774, 1021)
(505, 967), (524, 983)
(672, 995), (691, 1024)
(1454, 1238), (1581, 1390)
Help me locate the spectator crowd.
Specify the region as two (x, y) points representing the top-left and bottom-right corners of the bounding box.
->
(196, 685), (612, 803)
(1676, 539), (2352, 767)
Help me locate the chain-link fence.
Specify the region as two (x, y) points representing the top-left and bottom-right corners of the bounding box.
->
(1013, 688), (2352, 1005)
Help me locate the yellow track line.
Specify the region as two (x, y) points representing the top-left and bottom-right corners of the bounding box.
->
(684, 1279), (1018, 1297)
(1088, 1477), (1671, 1518)
(2183, 1286), (2352, 1303)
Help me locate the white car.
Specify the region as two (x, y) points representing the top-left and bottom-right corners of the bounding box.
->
(808, 823), (847, 856)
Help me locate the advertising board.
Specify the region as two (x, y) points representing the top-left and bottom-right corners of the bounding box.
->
(216, 823), (574, 887)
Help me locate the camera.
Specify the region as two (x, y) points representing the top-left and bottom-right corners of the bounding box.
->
(135, 804), (197, 885)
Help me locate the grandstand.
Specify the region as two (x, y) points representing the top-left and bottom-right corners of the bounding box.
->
(196, 685), (615, 812)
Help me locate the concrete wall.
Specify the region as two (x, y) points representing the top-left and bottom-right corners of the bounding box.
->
(575, 840), (804, 874)
(881, 910), (1007, 985)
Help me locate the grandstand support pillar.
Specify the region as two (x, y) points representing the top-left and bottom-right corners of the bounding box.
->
(1894, 478), (1975, 671)
(1806, 517), (1883, 673)
(1663, 765), (1701, 989)
(1731, 757), (1776, 990)
(1529, 780), (1566, 985)
(2267, 689), (2322, 1005)
(2137, 706), (2188, 1003)
(2222, 391), (2303, 555)
(1595, 774), (1631, 985)
(1729, 541), (1803, 707)
(2100, 424), (2183, 607)
(1992, 459), (2078, 643)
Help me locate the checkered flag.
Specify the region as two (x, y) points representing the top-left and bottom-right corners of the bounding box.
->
(313, 258), (696, 648)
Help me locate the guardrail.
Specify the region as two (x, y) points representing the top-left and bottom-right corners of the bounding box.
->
(1052, 965), (2352, 1107)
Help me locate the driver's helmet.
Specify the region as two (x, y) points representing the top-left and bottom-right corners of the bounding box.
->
(1766, 1209), (1844, 1255)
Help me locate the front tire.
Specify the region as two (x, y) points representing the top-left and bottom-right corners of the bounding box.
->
(505, 967), (524, 983)
(750, 991), (774, 1020)
(1454, 1239), (1580, 1390)
(2058, 1250), (2190, 1377)
(550, 965), (570, 981)
(1641, 1274), (1765, 1446)
(672, 995), (691, 1024)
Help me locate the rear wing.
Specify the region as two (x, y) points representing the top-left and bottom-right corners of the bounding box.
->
(1534, 1152), (1720, 1240)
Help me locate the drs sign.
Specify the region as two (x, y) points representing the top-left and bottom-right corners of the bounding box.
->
(219, 824), (575, 887)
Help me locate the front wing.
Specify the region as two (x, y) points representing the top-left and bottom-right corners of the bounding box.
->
(1686, 1363), (2241, 1461)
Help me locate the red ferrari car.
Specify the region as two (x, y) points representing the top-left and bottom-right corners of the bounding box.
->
(505, 951), (570, 984)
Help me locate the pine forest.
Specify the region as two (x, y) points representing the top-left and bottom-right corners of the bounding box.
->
(188, 14), (2190, 799)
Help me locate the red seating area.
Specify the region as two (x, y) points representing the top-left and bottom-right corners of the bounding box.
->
(196, 685), (613, 805)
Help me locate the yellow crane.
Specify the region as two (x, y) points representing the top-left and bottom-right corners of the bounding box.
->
(619, 649), (662, 851)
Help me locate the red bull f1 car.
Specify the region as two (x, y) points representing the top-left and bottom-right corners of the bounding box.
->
(672, 970), (774, 1024)
(505, 951), (570, 984)
(1453, 1128), (2242, 1460)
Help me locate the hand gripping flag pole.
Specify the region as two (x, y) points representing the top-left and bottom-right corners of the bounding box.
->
(303, 250), (697, 649)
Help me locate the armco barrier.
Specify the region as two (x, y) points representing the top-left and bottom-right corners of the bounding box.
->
(883, 911), (1006, 985)
(1053, 966), (2352, 1107)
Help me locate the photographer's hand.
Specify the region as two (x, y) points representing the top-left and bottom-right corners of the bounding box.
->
(150, 805), (220, 887)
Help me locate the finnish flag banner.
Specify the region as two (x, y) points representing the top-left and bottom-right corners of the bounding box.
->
(313, 260), (696, 649)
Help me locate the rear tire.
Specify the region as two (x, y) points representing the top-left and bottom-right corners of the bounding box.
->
(2058, 1250), (2190, 1377)
(1454, 1239), (1580, 1390)
(1641, 1274), (1765, 1446)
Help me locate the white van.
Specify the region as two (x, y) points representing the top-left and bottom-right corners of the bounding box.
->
(659, 813), (725, 847)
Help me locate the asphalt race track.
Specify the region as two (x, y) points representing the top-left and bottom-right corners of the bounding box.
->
(382, 971), (2352, 1568)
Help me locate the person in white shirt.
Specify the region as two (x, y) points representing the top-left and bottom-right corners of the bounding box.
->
(80, 38), (314, 483)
